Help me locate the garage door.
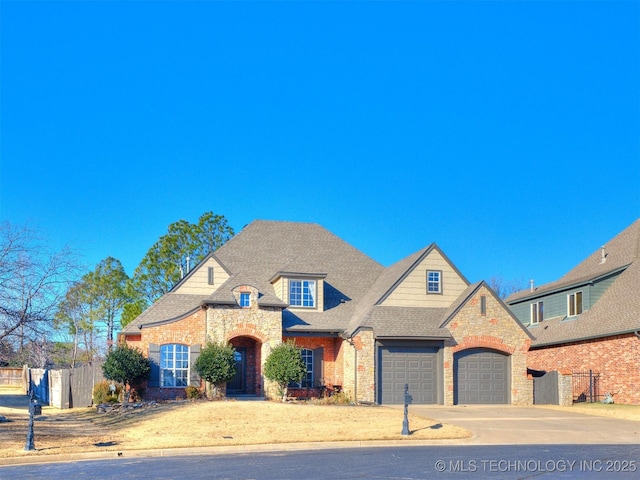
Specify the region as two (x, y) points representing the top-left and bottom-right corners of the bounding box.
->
(454, 348), (509, 404)
(378, 346), (440, 404)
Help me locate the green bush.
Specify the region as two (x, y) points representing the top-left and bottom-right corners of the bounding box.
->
(102, 344), (150, 402)
(263, 341), (306, 402)
(194, 342), (236, 399)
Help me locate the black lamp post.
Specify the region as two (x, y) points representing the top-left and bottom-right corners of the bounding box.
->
(401, 383), (412, 436)
(25, 389), (41, 451)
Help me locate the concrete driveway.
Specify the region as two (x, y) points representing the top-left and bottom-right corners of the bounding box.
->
(391, 404), (640, 445)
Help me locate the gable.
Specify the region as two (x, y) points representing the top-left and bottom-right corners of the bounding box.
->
(379, 247), (468, 308)
(172, 255), (230, 295)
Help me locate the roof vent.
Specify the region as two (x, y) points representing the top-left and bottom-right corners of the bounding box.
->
(529, 279), (535, 292)
(600, 245), (607, 264)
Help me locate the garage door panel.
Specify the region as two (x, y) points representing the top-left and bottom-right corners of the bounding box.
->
(454, 349), (509, 405)
(379, 346), (440, 405)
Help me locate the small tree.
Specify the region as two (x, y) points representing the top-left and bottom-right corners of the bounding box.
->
(263, 341), (306, 402)
(102, 344), (150, 402)
(194, 342), (236, 399)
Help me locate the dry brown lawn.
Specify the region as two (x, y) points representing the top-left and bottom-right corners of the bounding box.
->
(0, 388), (470, 460)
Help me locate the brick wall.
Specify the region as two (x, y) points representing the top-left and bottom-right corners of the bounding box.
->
(444, 285), (533, 405)
(528, 333), (640, 405)
(289, 336), (342, 388)
(124, 308), (207, 401)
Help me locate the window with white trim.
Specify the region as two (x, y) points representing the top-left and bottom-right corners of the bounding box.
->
(290, 348), (313, 388)
(239, 292), (251, 307)
(289, 280), (316, 307)
(531, 301), (544, 324)
(160, 344), (189, 387)
(568, 291), (583, 316)
(427, 270), (442, 294)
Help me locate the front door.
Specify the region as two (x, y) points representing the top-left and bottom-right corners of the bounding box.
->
(227, 348), (246, 394)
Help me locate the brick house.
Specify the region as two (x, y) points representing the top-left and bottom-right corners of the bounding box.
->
(120, 220), (533, 405)
(506, 219), (640, 404)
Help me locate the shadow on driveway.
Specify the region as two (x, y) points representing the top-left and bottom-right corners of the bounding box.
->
(0, 388), (28, 413)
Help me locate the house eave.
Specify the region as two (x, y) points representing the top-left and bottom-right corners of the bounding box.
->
(269, 271), (328, 283)
(507, 265), (630, 304)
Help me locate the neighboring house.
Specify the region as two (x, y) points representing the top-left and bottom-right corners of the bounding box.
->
(507, 219), (640, 404)
(119, 220), (533, 405)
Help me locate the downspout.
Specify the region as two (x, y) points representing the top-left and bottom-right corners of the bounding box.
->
(345, 336), (357, 403)
(634, 331), (640, 339)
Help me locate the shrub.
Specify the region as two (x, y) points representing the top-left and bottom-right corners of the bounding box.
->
(311, 391), (352, 405)
(93, 380), (120, 405)
(186, 385), (201, 400)
(102, 344), (151, 402)
(194, 342), (236, 399)
(263, 341), (306, 402)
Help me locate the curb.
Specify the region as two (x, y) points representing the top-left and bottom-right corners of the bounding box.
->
(0, 438), (474, 467)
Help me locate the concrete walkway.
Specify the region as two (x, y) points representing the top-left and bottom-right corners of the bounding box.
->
(391, 404), (640, 445)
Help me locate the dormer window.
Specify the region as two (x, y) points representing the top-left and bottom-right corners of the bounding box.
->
(239, 292), (251, 307)
(290, 279), (316, 308)
(568, 291), (583, 316)
(531, 301), (544, 324)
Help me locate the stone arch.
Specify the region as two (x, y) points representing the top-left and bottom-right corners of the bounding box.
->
(452, 335), (515, 355)
(227, 335), (263, 396)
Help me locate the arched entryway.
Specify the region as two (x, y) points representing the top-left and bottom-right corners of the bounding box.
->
(228, 336), (262, 396)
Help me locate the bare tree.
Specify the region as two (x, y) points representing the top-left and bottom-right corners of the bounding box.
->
(487, 276), (527, 300)
(0, 222), (79, 366)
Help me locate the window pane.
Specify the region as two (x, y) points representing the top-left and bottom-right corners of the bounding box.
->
(160, 344), (189, 388)
(427, 271), (440, 293)
(290, 280), (302, 306)
(576, 291), (583, 315)
(569, 294), (575, 316)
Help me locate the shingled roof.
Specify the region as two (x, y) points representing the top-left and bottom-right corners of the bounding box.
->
(507, 219), (640, 347)
(122, 220), (385, 334)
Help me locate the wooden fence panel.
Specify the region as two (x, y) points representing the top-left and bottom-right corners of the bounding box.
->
(533, 371), (559, 405)
(0, 368), (23, 387)
(70, 363), (101, 407)
(49, 370), (70, 409)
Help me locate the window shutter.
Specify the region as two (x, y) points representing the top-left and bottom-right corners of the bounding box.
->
(148, 343), (160, 387)
(313, 347), (324, 387)
(189, 344), (201, 387)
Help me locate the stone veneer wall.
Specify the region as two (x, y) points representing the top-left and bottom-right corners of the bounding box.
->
(205, 286), (283, 399)
(528, 333), (640, 405)
(347, 329), (375, 404)
(443, 285), (533, 406)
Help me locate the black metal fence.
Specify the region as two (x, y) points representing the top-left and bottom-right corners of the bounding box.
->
(572, 370), (600, 403)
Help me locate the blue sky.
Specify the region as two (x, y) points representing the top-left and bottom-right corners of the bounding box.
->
(1, 1), (639, 289)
